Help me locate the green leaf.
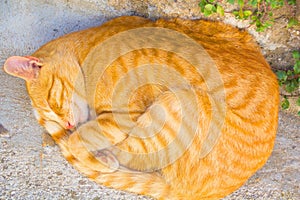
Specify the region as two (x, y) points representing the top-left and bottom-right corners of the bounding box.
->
(294, 60), (300, 74)
(256, 25), (268, 32)
(292, 50), (300, 60)
(287, 18), (299, 28)
(238, 0), (244, 7)
(217, 5), (224, 16)
(285, 79), (298, 93)
(256, 27), (264, 32)
(281, 98), (290, 110)
(276, 70), (288, 81)
(269, 0), (284, 8)
(233, 11), (239, 17)
(199, 0), (207, 12)
(298, 111), (300, 116)
(227, 0), (235, 4)
(287, 70), (293, 76)
(203, 9), (212, 16)
(251, 15), (258, 21)
(212, 4), (217, 12)
(203, 3), (217, 17)
(205, 4), (214, 11)
(288, 0), (296, 5)
(297, 97), (300, 106)
(248, 0), (257, 7)
(255, 19), (273, 32)
(243, 10), (252, 18)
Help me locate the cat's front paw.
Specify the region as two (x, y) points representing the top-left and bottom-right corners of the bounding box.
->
(73, 120), (112, 150)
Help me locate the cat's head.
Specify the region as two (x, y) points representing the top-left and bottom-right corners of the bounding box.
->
(3, 56), (89, 132)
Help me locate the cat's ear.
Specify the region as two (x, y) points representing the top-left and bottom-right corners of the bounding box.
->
(3, 56), (43, 81)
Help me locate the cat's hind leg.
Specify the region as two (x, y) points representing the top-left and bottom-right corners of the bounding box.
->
(68, 121), (120, 173)
(51, 126), (172, 199)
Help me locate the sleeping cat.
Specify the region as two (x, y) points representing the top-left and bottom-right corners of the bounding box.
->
(3, 16), (279, 199)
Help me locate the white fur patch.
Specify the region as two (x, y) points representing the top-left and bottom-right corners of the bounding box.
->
(32, 108), (41, 121)
(71, 92), (89, 126)
(44, 120), (63, 135)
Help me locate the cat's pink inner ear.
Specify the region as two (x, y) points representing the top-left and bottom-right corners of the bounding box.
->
(3, 56), (42, 80)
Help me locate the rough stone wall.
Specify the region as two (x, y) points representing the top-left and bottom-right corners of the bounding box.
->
(2, 0), (299, 67)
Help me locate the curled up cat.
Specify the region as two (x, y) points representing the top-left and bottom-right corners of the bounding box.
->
(3, 16), (279, 199)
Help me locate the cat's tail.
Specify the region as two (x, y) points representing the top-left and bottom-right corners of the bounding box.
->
(52, 130), (172, 200)
(92, 171), (172, 200)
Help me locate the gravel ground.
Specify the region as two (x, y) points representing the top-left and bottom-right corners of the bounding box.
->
(0, 1), (299, 199)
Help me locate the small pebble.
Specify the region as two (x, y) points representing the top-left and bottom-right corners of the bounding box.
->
(0, 123), (9, 138)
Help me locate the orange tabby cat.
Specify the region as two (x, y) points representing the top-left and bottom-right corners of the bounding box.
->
(3, 16), (279, 199)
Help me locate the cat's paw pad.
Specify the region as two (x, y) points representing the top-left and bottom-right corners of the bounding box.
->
(93, 149), (120, 171)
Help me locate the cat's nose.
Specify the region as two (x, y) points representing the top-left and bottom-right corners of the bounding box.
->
(66, 121), (75, 130)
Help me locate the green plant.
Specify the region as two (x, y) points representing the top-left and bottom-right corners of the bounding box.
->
(199, 0), (300, 115)
(276, 50), (300, 116)
(287, 18), (299, 28)
(198, 0), (298, 32)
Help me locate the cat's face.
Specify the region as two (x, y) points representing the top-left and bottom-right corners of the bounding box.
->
(3, 56), (89, 132)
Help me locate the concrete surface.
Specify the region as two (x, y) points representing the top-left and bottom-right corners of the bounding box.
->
(0, 1), (299, 199)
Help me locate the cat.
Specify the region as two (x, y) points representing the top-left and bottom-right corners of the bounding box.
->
(3, 16), (279, 199)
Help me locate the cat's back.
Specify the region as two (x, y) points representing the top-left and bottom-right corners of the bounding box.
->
(33, 15), (279, 127)
(25, 16), (279, 199)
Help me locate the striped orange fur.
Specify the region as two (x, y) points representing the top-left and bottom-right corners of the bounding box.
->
(3, 16), (279, 199)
